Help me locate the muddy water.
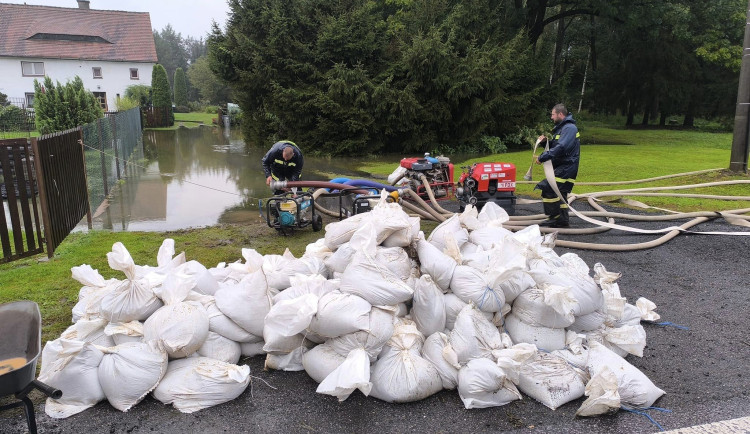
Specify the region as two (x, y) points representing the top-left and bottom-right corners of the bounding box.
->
(86, 126), (378, 231)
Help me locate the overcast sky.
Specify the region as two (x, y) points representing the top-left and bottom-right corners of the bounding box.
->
(3, 0), (231, 39)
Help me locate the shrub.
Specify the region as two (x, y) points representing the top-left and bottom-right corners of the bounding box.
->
(151, 64), (173, 126)
(33, 76), (103, 134)
(115, 96), (140, 111)
(125, 84), (151, 108)
(204, 105), (218, 114)
(0, 105), (27, 130)
(173, 67), (188, 107)
(174, 105), (190, 113)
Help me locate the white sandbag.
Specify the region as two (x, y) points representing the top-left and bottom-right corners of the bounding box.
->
(422, 332), (459, 390)
(459, 204), (481, 231)
(273, 274), (338, 303)
(489, 269), (535, 304)
(100, 243), (163, 323)
(636, 297), (660, 322)
(215, 270), (276, 337)
(443, 293), (493, 330)
(98, 341), (168, 412)
(411, 275), (446, 337)
(262, 252), (295, 290)
(450, 266), (505, 313)
(468, 226), (514, 250)
(428, 215), (469, 251)
(569, 308), (608, 333)
(197, 331), (242, 364)
(585, 342), (664, 409)
(339, 224), (414, 306)
(302, 343), (346, 383)
(240, 341), (266, 358)
(152, 357), (250, 413)
(324, 242), (357, 274)
(38, 341), (105, 419)
(369, 321), (443, 403)
(263, 294), (318, 354)
(143, 274), (210, 359)
(104, 321), (143, 345)
(60, 317), (116, 347)
(615, 303), (642, 327)
(511, 284), (577, 329)
(204, 299), (258, 343)
(327, 307), (395, 363)
(550, 331), (590, 369)
(303, 238), (333, 261)
(308, 291), (371, 338)
(171, 260), (218, 296)
(477, 201), (510, 226)
(265, 346), (307, 371)
(585, 324), (647, 358)
(133, 239), (185, 276)
(457, 358), (522, 409)
(416, 234), (457, 291)
(517, 351), (586, 410)
(460, 241), (482, 256)
(324, 212), (368, 250)
(223, 248), (264, 283)
(576, 366), (621, 417)
(492, 343), (538, 385)
(71, 265), (118, 322)
(316, 347), (372, 401)
(382, 216), (421, 248)
(376, 246), (414, 285)
(366, 190), (414, 244)
(528, 265), (603, 317)
(277, 257), (329, 288)
(449, 304), (507, 365)
(503, 312), (566, 351)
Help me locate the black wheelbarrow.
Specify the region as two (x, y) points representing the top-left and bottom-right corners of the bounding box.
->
(0, 301), (62, 434)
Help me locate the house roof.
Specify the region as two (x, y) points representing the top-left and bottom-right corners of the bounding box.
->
(0, 3), (157, 63)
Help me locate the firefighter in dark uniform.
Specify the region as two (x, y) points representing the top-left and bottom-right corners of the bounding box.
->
(262, 140), (304, 193)
(534, 104), (580, 228)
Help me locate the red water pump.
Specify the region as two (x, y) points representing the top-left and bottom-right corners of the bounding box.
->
(457, 162), (517, 214)
(399, 154), (455, 201)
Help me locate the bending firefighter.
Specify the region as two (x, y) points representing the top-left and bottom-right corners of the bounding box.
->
(534, 104), (580, 228)
(262, 140), (304, 193)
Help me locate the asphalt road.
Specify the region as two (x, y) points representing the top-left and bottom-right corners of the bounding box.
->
(2, 200), (749, 434)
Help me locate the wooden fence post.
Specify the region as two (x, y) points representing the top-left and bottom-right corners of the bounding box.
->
(30, 137), (53, 258)
(110, 114), (121, 179)
(79, 128), (93, 229)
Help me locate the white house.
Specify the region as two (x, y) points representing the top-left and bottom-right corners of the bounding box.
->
(0, 0), (157, 111)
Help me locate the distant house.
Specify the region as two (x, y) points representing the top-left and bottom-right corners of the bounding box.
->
(0, 0), (157, 111)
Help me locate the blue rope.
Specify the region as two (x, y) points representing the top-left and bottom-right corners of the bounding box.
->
(621, 406), (672, 431)
(477, 286), (501, 310)
(649, 321), (690, 331)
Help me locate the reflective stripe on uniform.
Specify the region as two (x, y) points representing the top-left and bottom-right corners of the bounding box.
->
(274, 159), (285, 165)
(560, 204), (569, 208)
(555, 177), (576, 183)
(542, 197), (560, 203)
(288, 162), (296, 167)
(271, 173), (279, 180)
(576, 132), (580, 137)
(554, 132), (581, 139)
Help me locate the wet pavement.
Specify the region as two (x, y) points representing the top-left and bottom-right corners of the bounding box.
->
(2, 199), (749, 433)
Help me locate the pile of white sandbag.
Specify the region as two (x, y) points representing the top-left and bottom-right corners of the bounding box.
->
(44, 192), (665, 419)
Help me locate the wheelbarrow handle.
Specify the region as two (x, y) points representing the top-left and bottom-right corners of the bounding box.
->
(32, 380), (62, 399)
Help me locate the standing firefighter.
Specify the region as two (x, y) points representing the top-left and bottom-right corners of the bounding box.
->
(262, 140), (304, 191)
(534, 104), (580, 228)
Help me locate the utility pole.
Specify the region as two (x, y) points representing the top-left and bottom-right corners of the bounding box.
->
(729, 0), (750, 173)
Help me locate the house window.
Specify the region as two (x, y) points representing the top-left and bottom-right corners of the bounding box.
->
(92, 67), (102, 78)
(130, 68), (139, 80)
(25, 93), (35, 108)
(21, 61), (45, 76)
(92, 92), (107, 110)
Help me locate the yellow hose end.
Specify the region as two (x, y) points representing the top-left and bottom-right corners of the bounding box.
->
(389, 191), (400, 201)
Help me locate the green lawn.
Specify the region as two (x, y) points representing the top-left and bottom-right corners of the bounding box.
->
(357, 127), (749, 212)
(146, 112), (217, 131)
(0, 130), (39, 139)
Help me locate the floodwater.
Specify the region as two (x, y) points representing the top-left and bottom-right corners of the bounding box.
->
(84, 126), (377, 231)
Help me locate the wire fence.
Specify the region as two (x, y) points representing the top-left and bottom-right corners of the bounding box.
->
(0, 98), (36, 140)
(81, 107), (143, 213)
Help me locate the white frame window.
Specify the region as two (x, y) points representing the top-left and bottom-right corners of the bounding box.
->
(129, 68), (139, 80)
(92, 66), (103, 79)
(21, 61), (45, 76)
(25, 93), (35, 108)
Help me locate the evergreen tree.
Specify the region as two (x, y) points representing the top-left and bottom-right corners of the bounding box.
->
(151, 64), (172, 108)
(33, 76), (103, 134)
(173, 67), (188, 108)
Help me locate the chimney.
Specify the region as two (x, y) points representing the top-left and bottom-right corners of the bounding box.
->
(77, 0), (90, 9)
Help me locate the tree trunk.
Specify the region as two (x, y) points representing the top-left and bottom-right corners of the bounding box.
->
(626, 100), (635, 126)
(526, 0), (550, 48)
(641, 107), (650, 125)
(578, 45), (591, 113)
(683, 91), (697, 127)
(589, 16), (597, 71)
(551, 5), (566, 83)
(660, 112), (667, 126)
